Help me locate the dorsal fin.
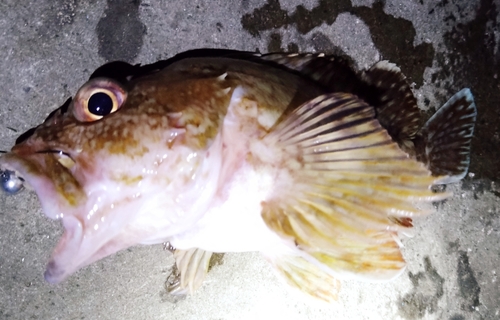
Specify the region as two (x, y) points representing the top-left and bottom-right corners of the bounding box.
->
(257, 55), (423, 153)
(361, 61), (422, 150)
(259, 53), (362, 94)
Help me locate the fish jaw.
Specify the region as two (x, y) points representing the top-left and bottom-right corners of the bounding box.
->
(42, 144), (225, 283)
(42, 185), (163, 283)
(0, 152), (85, 220)
(1, 134), (225, 283)
(0, 67), (240, 283)
(0, 151), (144, 283)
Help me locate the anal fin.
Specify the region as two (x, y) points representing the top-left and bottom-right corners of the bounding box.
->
(268, 253), (341, 302)
(416, 88), (477, 184)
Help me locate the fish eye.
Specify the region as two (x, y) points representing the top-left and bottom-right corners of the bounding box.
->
(0, 169), (24, 194)
(87, 91), (116, 117)
(73, 78), (127, 122)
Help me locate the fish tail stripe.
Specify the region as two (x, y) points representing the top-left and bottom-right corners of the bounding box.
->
(302, 144), (406, 162)
(282, 116), (378, 147)
(282, 206), (401, 260)
(299, 170), (446, 189)
(261, 93), (448, 283)
(299, 126), (383, 149)
(280, 186), (426, 247)
(265, 200), (406, 276)
(309, 180), (447, 204)
(296, 197), (390, 236)
(302, 139), (394, 155)
(303, 160), (433, 176)
(280, 108), (374, 145)
(271, 94), (373, 143)
(269, 95), (339, 141)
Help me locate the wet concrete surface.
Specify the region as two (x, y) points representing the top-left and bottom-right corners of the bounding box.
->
(0, 0), (499, 319)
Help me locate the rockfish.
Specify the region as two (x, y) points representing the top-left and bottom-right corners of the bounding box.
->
(0, 49), (476, 301)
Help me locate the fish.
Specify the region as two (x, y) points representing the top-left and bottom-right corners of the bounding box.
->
(0, 49), (476, 301)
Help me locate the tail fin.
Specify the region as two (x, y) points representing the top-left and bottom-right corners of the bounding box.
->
(416, 89), (477, 184)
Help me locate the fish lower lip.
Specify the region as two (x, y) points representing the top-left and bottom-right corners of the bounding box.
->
(44, 260), (66, 283)
(44, 216), (84, 284)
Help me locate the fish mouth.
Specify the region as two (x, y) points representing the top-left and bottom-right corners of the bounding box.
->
(0, 148), (82, 219)
(43, 215), (134, 284)
(0, 150), (128, 283)
(44, 215), (84, 283)
(0, 148), (146, 284)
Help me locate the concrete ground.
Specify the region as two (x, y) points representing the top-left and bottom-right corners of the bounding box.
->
(0, 0), (499, 319)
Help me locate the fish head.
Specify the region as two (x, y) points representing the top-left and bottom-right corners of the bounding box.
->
(0, 62), (227, 283)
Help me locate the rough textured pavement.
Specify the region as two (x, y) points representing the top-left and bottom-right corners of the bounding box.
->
(0, 0), (499, 319)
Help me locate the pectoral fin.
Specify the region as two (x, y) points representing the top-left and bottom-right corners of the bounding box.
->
(259, 93), (449, 283)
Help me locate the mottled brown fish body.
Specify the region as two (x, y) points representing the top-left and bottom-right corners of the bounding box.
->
(0, 50), (476, 302)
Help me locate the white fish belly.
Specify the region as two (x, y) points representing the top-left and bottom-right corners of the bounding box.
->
(169, 162), (288, 253)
